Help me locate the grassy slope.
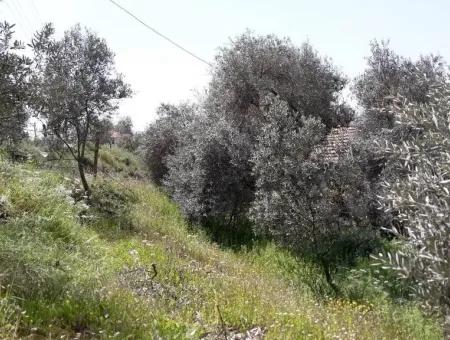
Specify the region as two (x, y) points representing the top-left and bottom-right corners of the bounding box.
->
(18, 141), (146, 180)
(0, 153), (442, 339)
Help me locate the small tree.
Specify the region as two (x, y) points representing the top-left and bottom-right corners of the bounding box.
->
(115, 116), (134, 149)
(375, 75), (450, 334)
(116, 116), (133, 135)
(0, 22), (31, 148)
(31, 24), (131, 192)
(142, 103), (195, 185)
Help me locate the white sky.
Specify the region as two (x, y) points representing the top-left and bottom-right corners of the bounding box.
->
(1, 0), (450, 131)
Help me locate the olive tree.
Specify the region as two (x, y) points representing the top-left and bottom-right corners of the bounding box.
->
(162, 33), (355, 240)
(31, 24), (131, 192)
(114, 116), (134, 150)
(0, 22), (31, 147)
(142, 103), (196, 185)
(206, 32), (352, 133)
(164, 114), (254, 228)
(251, 96), (375, 291)
(354, 40), (445, 131)
(374, 75), (450, 334)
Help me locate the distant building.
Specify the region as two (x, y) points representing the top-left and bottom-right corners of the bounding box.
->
(110, 130), (133, 146)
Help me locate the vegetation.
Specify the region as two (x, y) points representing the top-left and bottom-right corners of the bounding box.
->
(374, 77), (450, 336)
(142, 103), (196, 185)
(0, 22), (31, 148)
(30, 24), (131, 192)
(0, 17), (449, 339)
(250, 96), (377, 292)
(354, 40), (446, 130)
(205, 32), (352, 130)
(0, 158), (442, 338)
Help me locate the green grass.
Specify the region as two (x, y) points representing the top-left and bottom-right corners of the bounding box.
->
(0, 159), (442, 339)
(5, 141), (147, 180)
(97, 145), (145, 178)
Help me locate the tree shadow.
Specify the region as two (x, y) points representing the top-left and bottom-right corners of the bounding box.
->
(191, 217), (262, 251)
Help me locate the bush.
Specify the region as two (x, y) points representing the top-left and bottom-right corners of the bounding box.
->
(87, 179), (137, 229)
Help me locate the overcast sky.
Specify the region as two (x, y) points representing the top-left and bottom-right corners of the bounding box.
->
(1, 0), (450, 130)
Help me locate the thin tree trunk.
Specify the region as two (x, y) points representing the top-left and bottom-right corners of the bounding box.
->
(93, 137), (100, 178)
(78, 160), (90, 193)
(77, 125), (90, 193)
(321, 258), (339, 294)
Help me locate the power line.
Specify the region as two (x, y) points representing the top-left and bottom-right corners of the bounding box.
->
(15, 0), (37, 34)
(11, 1), (33, 36)
(3, 1), (26, 38)
(107, 0), (212, 68)
(30, 0), (43, 26)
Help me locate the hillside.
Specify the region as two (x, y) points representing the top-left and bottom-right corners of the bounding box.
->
(0, 150), (441, 339)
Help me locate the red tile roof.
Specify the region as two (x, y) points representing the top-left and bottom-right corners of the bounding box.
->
(312, 126), (359, 162)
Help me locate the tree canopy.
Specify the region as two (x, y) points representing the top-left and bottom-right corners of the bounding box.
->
(375, 74), (450, 333)
(354, 40), (446, 130)
(30, 24), (131, 191)
(206, 32), (352, 132)
(0, 22), (31, 147)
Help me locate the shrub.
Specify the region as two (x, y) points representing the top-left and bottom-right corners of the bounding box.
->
(87, 179), (137, 229)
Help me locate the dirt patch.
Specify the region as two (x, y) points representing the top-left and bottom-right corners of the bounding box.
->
(201, 326), (265, 340)
(118, 267), (176, 300)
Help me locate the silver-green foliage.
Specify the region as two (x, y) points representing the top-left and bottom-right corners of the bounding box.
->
(142, 103), (196, 185)
(375, 75), (450, 324)
(31, 24), (131, 191)
(206, 32), (351, 131)
(354, 40), (446, 131)
(164, 114), (254, 224)
(158, 33), (352, 228)
(0, 22), (31, 146)
(251, 96), (326, 240)
(251, 96), (376, 289)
